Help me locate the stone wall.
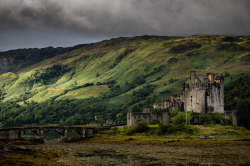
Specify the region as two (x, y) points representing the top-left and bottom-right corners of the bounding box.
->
(144, 108), (170, 124)
(127, 113), (151, 126)
(0, 126), (95, 141)
(183, 82), (206, 113)
(127, 109), (170, 126)
(206, 84), (224, 113)
(0, 129), (22, 140)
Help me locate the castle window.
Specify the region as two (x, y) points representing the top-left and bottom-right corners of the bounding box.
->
(191, 96), (193, 107)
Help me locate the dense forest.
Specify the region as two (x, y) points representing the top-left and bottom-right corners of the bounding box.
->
(224, 73), (250, 129)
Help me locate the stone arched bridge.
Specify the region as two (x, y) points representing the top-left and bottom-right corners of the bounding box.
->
(0, 125), (107, 141)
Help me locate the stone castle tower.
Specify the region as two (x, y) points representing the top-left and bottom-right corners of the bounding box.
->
(127, 71), (225, 126)
(183, 71), (224, 113)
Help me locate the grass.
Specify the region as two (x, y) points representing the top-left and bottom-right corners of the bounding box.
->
(56, 85), (109, 100)
(98, 124), (250, 142)
(0, 35), (250, 116)
(148, 124), (159, 128)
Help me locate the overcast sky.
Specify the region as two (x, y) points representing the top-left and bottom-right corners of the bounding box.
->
(0, 0), (250, 51)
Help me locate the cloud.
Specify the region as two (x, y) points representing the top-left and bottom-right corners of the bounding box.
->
(0, 0), (250, 51)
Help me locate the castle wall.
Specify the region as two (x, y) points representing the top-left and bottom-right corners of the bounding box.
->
(219, 82), (224, 113)
(207, 85), (217, 112)
(149, 109), (170, 124)
(183, 77), (206, 113)
(206, 83), (224, 113)
(162, 112), (170, 125)
(184, 87), (206, 113)
(127, 109), (171, 126)
(127, 113), (151, 126)
(143, 108), (170, 124)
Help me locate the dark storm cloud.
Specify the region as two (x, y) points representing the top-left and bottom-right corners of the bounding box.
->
(0, 0), (250, 51)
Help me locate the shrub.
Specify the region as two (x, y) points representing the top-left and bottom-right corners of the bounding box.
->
(199, 113), (232, 125)
(112, 126), (119, 133)
(105, 128), (119, 136)
(157, 123), (197, 135)
(157, 122), (170, 135)
(125, 126), (137, 136)
(125, 120), (149, 135)
(171, 112), (192, 126)
(224, 72), (230, 77)
(207, 106), (214, 113)
(170, 108), (179, 117)
(199, 114), (213, 125)
(96, 73), (100, 78)
(135, 120), (149, 132)
(169, 42), (201, 53)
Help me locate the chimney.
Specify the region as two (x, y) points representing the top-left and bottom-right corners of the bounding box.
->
(170, 96), (174, 102)
(207, 73), (214, 83)
(190, 71), (196, 83)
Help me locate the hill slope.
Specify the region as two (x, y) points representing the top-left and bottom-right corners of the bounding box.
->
(0, 35), (249, 125)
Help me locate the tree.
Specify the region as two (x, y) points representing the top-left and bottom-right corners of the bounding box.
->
(171, 112), (192, 126)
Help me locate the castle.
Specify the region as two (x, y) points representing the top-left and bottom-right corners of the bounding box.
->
(127, 71), (224, 126)
(183, 71), (224, 113)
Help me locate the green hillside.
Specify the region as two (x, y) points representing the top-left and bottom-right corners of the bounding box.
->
(0, 44), (87, 75)
(0, 35), (249, 126)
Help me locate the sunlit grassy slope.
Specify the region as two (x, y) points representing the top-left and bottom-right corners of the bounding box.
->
(0, 35), (250, 106)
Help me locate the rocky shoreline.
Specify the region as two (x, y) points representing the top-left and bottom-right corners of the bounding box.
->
(0, 141), (64, 166)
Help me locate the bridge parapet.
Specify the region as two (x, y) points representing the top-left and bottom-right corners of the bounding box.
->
(0, 126), (96, 141)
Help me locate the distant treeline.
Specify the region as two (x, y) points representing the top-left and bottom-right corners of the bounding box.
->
(224, 73), (250, 129)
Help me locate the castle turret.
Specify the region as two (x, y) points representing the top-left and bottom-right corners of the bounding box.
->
(170, 96), (174, 103)
(190, 71), (196, 83)
(207, 73), (214, 83)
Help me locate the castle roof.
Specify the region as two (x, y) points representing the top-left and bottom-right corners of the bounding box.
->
(215, 76), (221, 80)
(196, 75), (209, 82)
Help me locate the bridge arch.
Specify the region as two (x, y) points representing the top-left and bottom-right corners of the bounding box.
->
(43, 131), (62, 140)
(23, 129), (40, 140)
(24, 128), (40, 136)
(43, 128), (65, 135)
(68, 129), (81, 139)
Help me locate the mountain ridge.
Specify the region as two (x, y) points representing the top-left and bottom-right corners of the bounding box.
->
(0, 35), (249, 103)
